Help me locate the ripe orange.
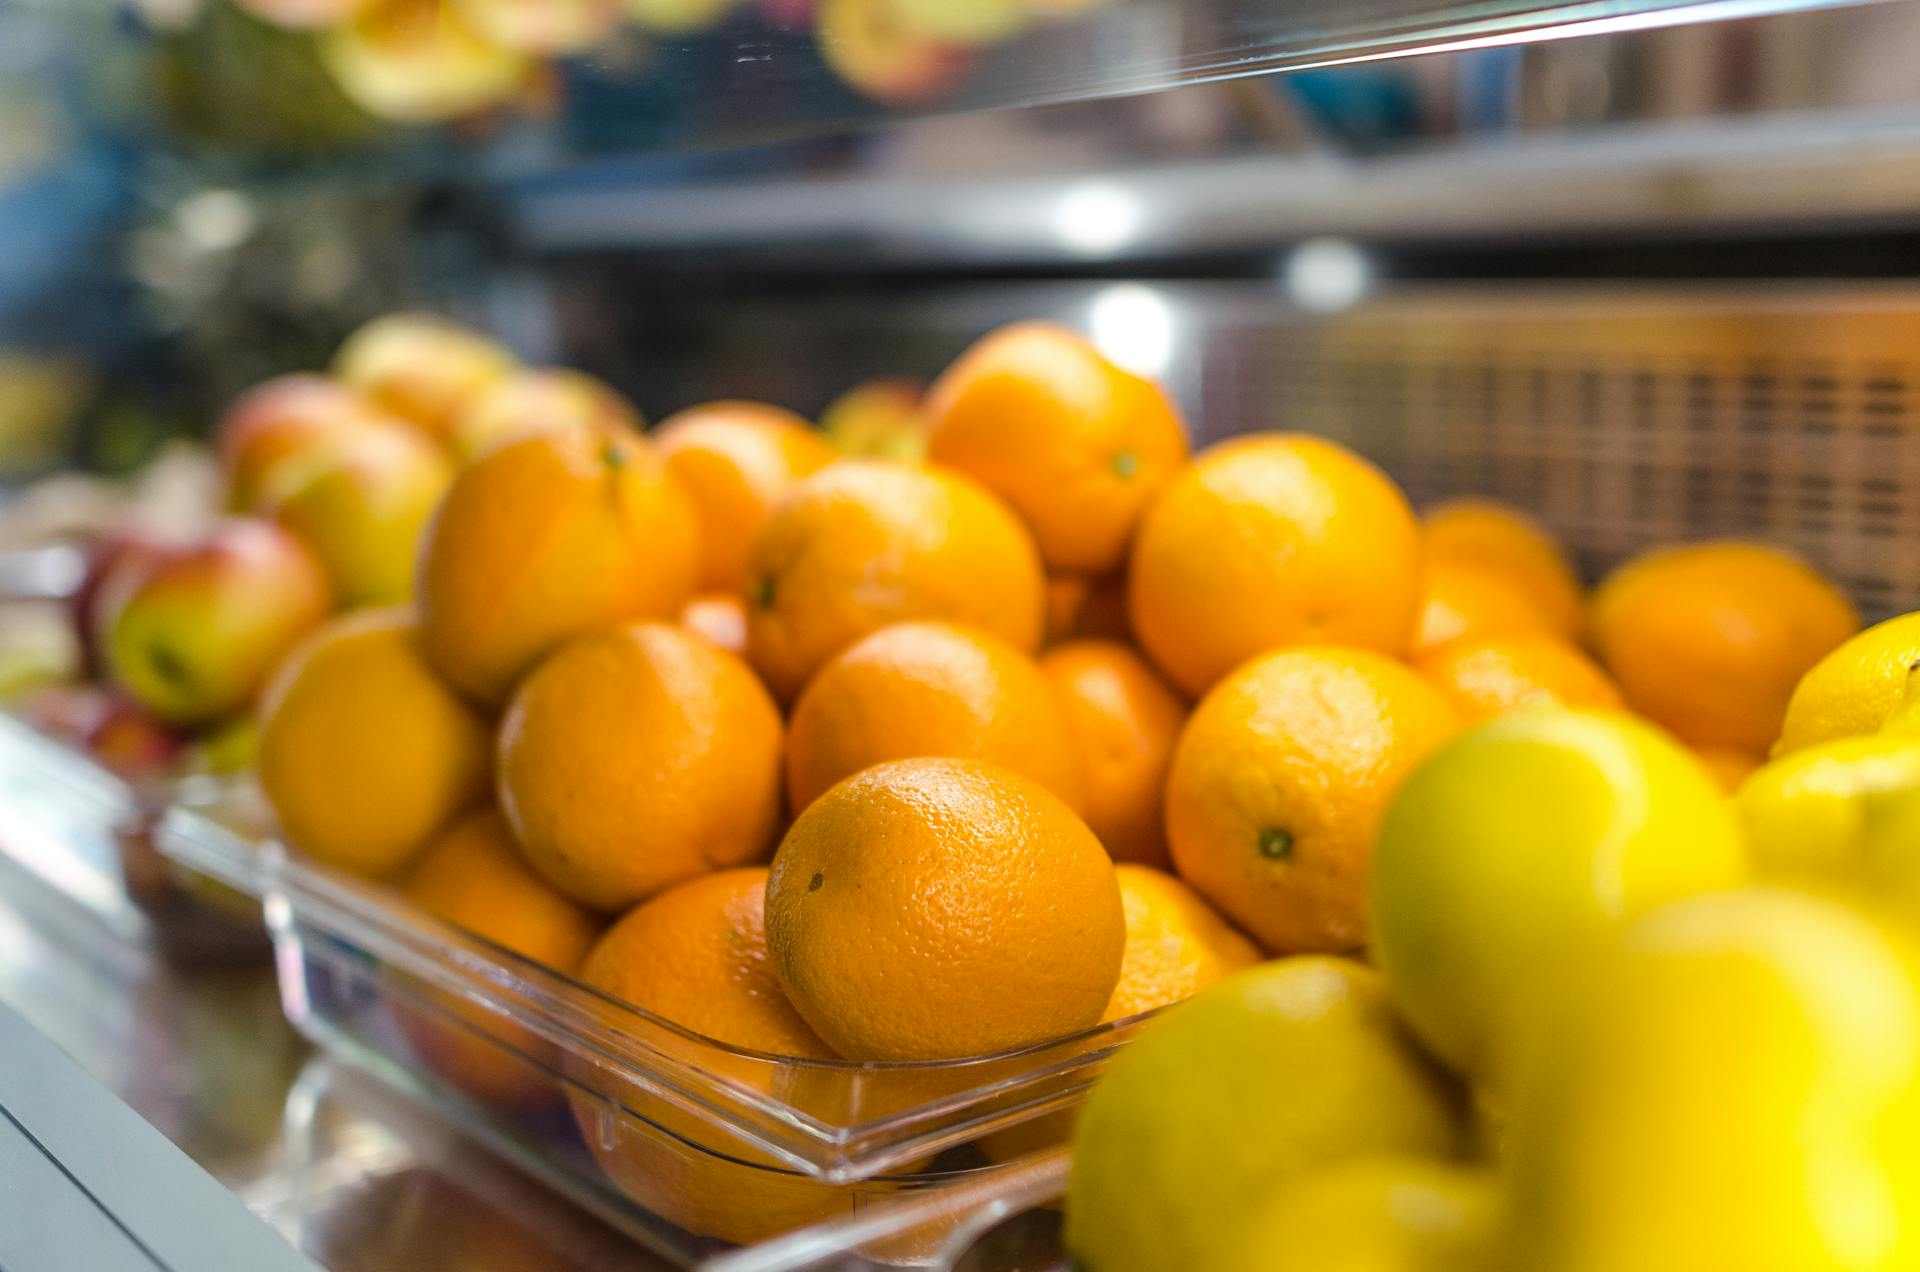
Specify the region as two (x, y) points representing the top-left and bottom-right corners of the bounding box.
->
(679, 591), (747, 655)
(497, 622), (784, 911)
(1423, 499), (1583, 639)
(925, 323), (1189, 575)
(1411, 559), (1560, 658)
(332, 312), (516, 445)
(416, 423), (699, 706)
(1041, 640), (1186, 867)
(395, 808), (602, 1108)
(743, 460), (1045, 702)
(654, 401), (835, 592)
(1589, 541), (1860, 752)
(785, 620), (1083, 816)
(1416, 634), (1624, 722)
(1166, 646), (1459, 953)
(450, 366), (643, 462)
(766, 758), (1125, 1061)
(572, 867), (853, 1245)
(1129, 435), (1422, 697)
(257, 608), (492, 878)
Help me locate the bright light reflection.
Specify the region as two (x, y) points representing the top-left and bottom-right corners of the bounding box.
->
(1284, 236), (1372, 312)
(1089, 284), (1176, 379)
(1052, 181), (1144, 258)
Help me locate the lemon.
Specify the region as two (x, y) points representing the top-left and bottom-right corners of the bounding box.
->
(1505, 887), (1920, 1272)
(1064, 957), (1465, 1272)
(1733, 734), (1920, 879)
(1214, 1154), (1499, 1272)
(1369, 709), (1746, 1090)
(1777, 612), (1920, 755)
(1862, 785), (1920, 901)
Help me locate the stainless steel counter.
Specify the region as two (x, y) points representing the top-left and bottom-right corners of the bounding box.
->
(0, 854), (670, 1272)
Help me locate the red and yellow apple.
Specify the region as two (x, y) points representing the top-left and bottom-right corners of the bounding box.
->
(70, 526), (173, 678)
(332, 311), (517, 447)
(215, 374), (385, 511)
(449, 366), (643, 462)
(83, 695), (187, 783)
(819, 377), (929, 460)
(264, 420), (454, 607)
(451, 0), (619, 51)
(816, 0), (973, 105)
(233, 0), (377, 28)
(96, 519), (334, 727)
(321, 0), (533, 125)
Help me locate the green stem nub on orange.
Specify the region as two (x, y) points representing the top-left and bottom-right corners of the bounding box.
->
(1258, 828), (1294, 861)
(1112, 450), (1140, 478)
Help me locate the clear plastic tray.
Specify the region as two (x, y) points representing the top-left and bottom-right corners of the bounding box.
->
(154, 803), (1155, 1266)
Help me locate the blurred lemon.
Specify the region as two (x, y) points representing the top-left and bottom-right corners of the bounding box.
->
(1065, 957), (1465, 1272)
(1370, 709), (1746, 1090)
(1215, 1155), (1499, 1272)
(1778, 612), (1920, 755)
(1505, 887), (1920, 1272)
(1734, 735), (1920, 880)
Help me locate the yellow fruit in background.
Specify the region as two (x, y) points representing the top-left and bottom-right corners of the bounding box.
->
(1778, 612), (1920, 755)
(1040, 640), (1185, 867)
(322, 0), (533, 124)
(1166, 646), (1459, 954)
(1423, 498), (1583, 640)
(497, 622), (783, 912)
(333, 310), (516, 441)
(1589, 540), (1859, 753)
(1505, 887), (1920, 1272)
(1370, 709), (1747, 1089)
(1129, 434), (1423, 697)
(622, 0), (734, 31)
(416, 424), (699, 707)
(1215, 1155), (1500, 1272)
(1415, 633), (1623, 722)
(819, 378), (928, 462)
(257, 609), (492, 878)
(653, 401), (835, 593)
(742, 460), (1045, 702)
(1065, 958), (1466, 1272)
(449, 366), (642, 462)
(925, 322), (1190, 575)
(1733, 735), (1920, 880)
(1410, 559), (1559, 658)
(765, 758), (1124, 1061)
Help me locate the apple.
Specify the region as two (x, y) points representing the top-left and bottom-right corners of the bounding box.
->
(232, 0), (377, 28)
(449, 367), (643, 462)
(320, 0), (534, 125)
(331, 312), (518, 448)
(70, 526), (173, 678)
(756, 0), (816, 28)
(264, 420), (454, 606)
(451, 0), (620, 52)
(83, 695), (187, 783)
(622, 0), (736, 32)
(887, 0), (1027, 45)
(97, 519), (334, 728)
(819, 377), (929, 460)
(215, 374), (384, 512)
(815, 0), (973, 106)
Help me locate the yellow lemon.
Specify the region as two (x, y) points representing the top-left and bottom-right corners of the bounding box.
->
(1504, 887), (1920, 1272)
(1734, 734), (1920, 880)
(1064, 957), (1466, 1272)
(1215, 1155), (1499, 1272)
(1369, 709), (1746, 1090)
(1777, 612), (1920, 755)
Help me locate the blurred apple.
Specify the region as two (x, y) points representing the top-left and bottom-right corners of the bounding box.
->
(97, 520), (334, 728)
(819, 378), (929, 460)
(70, 526), (173, 679)
(622, 0), (736, 32)
(83, 695), (187, 783)
(216, 374), (385, 511)
(450, 367), (644, 462)
(888, 0), (1027, 45)
(816, 0), (972, 106)
(452, 0), (620, 52)
(233, 0), (378, 28)
(333, 312), (518, 447)
(264, 421), (454, 607)
(756, 0), (816, 28)
(321, 0), (533, 124)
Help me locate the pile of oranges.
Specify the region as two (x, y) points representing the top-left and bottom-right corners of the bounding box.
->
(237, 312), (1869, 1243)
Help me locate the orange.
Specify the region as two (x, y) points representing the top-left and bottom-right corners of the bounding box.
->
(416, 423), (699, 706)
(1166, 646), (1459, 953)
(766, 757), (1125, 1060)
(1041, 640), (1186, 867)
(449, 366), (643, 462)
(784, 620), (1083, 816)
(571, 867), (854, 1245)
(1046, 570), (1132, 646)
(679, 591), (747, 655)
(743, 460), (1045, 702)
(1589, 541), (1860, 752)
(654, 401), (835, 592)
(1423, 499), (1584, 639)
(1416, 634), (1624, 722)
(258, 608), (492, 878)
(1693, 745), (1763, 794)
(332, 312), (516, 445)
(1129, 435), (1422, 698)
(926, 322), (1190, 574)
(497, 622), (784, 911)
(1411, 559), (1560, 658)
(394, 808), (602, 1109)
